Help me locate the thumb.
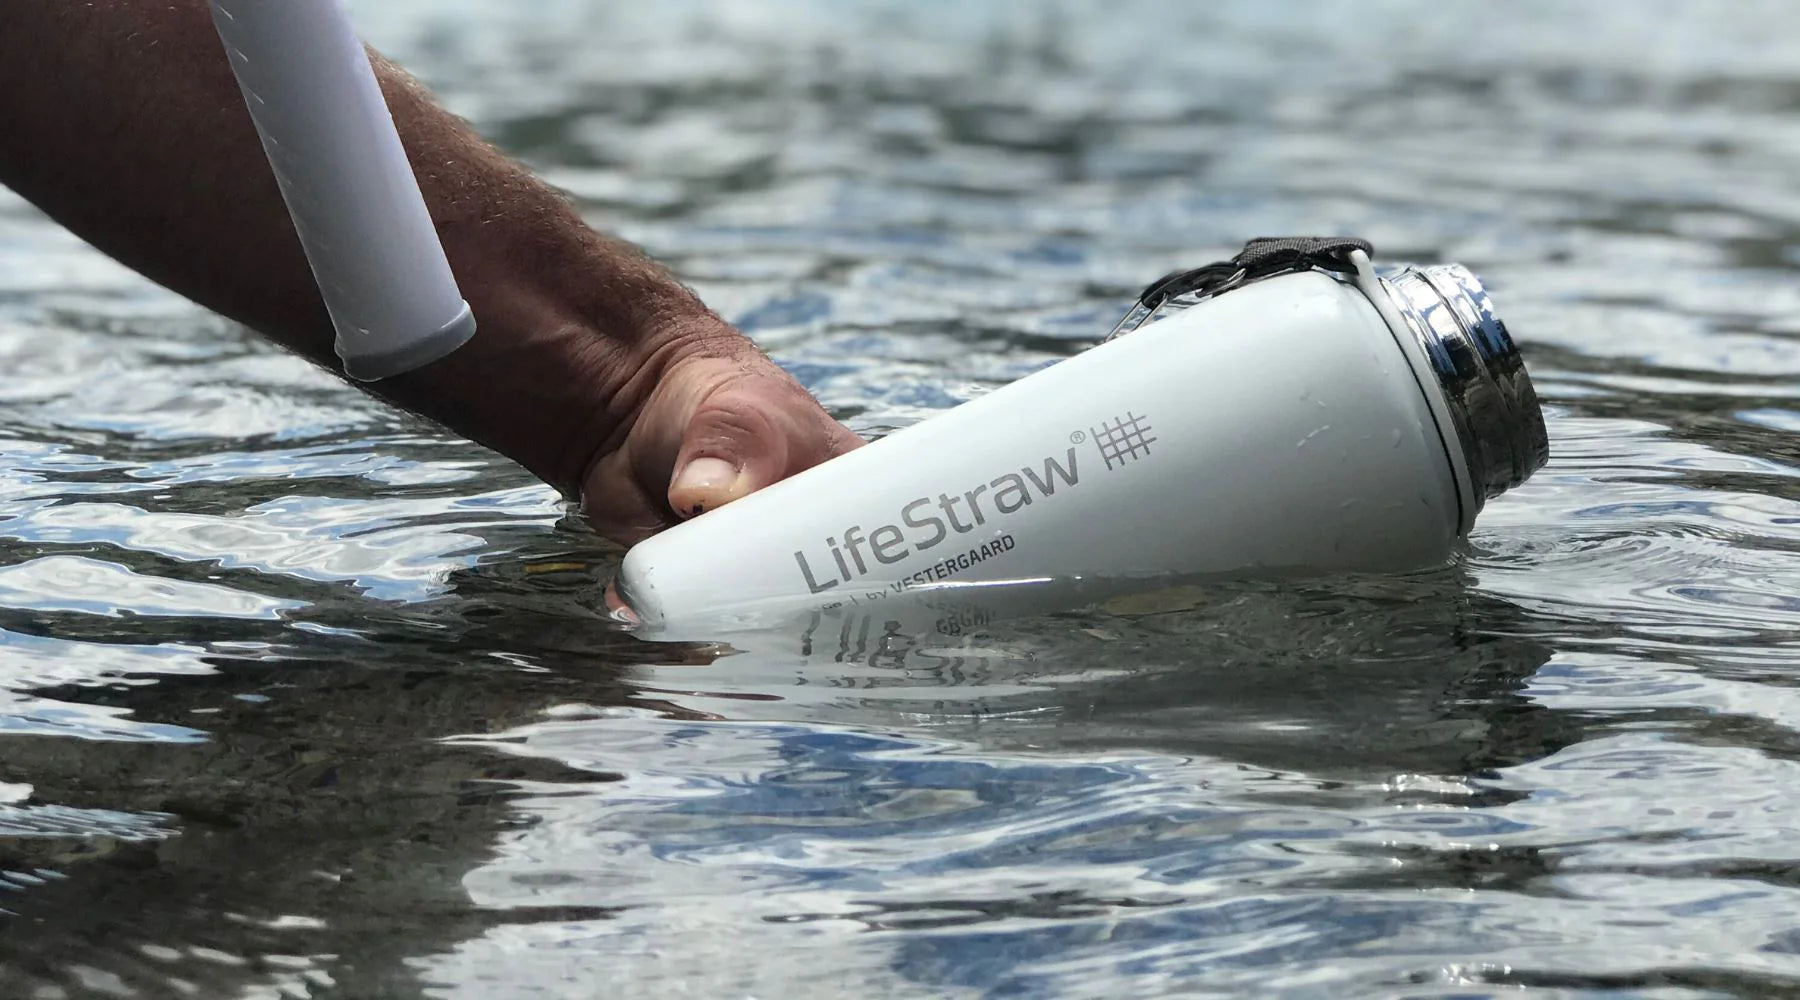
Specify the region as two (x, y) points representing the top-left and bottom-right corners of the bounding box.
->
(580, 339), (863, 545)
(668, 374), (838, 518)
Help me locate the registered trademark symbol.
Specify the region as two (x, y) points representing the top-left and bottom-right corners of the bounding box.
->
(1069, 430), (1086, 444)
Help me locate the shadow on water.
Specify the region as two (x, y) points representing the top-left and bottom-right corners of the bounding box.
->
(0, 551), (1561, 996)
(0, 553), (658, 997)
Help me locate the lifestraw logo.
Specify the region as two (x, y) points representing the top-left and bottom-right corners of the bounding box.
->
(792, 446), (1080, 594)
(1091, 411), (1156, 470)
(791, 410), (1159, 596)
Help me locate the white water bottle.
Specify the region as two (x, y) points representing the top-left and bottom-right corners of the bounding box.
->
(614, 239), (1549, 634)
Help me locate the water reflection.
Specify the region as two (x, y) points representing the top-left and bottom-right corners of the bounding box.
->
(4, 0), (1800, 996)
(621, 566), (1563, 773)
(0, 553), (1564, 997)
(0, 570), (651, 998)
(430, 568), (1564, 997)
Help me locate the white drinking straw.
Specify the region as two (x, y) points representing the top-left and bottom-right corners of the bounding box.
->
(208, 0), (475, 380)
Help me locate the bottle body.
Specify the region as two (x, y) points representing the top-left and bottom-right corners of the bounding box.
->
(617, 270), (1466, 632)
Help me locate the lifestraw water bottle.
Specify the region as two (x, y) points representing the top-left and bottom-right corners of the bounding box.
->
(618, 237), (1549, 634)
(209, 0), (475, 380)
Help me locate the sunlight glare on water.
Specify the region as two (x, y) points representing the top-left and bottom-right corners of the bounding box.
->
(3, 1), (1800, 997)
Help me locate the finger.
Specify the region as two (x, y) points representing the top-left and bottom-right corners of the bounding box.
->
(665, 362), (866, 519)
(666, 380), (794, 517)
(580, 442), (681, 545)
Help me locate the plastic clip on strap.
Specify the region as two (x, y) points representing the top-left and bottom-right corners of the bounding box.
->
(1105, 236), (1374, 342)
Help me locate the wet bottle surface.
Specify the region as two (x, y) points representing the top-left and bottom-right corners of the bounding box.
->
(616, 250), (1549, 634)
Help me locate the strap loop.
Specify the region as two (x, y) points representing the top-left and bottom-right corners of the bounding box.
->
(1105, 236), (1374, 341)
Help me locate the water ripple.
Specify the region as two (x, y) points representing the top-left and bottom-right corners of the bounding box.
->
(3, 1), (1800, 997)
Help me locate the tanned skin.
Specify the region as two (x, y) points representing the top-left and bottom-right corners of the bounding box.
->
(0, 2), (862, 545)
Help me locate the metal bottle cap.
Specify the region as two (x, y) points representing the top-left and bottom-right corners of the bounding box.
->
(1375, 264), (1550, 515)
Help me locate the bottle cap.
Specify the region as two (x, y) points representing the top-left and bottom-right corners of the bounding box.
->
(1375, 264), (1550, 519)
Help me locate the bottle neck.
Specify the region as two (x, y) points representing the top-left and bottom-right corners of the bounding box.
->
(1372, 263), (1550, 520)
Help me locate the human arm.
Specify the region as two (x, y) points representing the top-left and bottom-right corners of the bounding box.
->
(0, 1), (861, 544)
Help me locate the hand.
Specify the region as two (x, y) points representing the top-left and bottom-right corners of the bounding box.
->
(577, 321), (864, 546)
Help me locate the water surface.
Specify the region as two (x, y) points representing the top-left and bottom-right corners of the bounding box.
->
(4, 2), (1800, 996)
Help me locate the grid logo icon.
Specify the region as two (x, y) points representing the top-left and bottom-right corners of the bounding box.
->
(1091, 411), (1156, 471)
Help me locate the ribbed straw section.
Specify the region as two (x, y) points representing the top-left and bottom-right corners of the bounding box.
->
(1377, 264), (1549, 509)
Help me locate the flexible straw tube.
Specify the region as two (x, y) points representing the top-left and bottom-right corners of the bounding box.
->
(208, 0), (474, 380)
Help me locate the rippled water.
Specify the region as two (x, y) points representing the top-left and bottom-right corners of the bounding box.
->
(4, 1), (1800, 996)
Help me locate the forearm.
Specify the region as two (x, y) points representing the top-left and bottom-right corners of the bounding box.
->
(0, 1), (719, 494)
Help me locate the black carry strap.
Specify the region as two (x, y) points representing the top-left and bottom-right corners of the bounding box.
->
(1105, 236), (1374, 341)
